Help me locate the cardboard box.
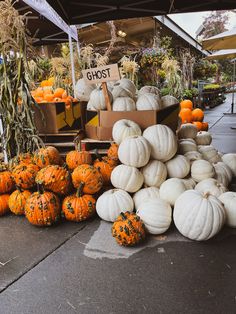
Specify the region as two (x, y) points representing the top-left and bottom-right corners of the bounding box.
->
(85, 104), (180, 140)
(34, 102), (87, 134)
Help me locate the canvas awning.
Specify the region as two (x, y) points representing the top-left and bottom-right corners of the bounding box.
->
(202, 28), (236, 50)
(205, 49), (236, 60)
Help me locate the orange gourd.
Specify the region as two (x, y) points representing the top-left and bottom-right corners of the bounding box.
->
(192, 121), (202, 131)
(201, 121), (209, 131)
(179, 108), (192, 124)
(54, 88), (65, 98)
(180, 99), (193, 110)
(9, 187), (31, 215)
(0, 194), (10, 216)
(43, 94), (54, 102)
(192, 108), (204, 122)
(34, 146), (60, 168)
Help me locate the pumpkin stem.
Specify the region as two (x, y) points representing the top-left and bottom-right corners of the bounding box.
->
(37, 183), (45, 194)
(76, 182), (85, 197)
(16, 185), (22, 192)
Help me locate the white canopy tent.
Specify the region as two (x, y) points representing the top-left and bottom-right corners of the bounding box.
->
(202, 27), (236, 50)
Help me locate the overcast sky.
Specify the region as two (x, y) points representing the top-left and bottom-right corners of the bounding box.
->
(168, 11), (236, 38)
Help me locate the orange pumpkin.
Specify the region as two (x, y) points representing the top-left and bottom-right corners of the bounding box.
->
(112, 212), (146, 246)
(54, 88), (65, 98)
(62, 183), (96, 222)
(192, 121), (202, 131)
(180, 99), (193, 111)
(94, 155), (116, 185)
(35, 88), (44, 98)
(9, 153), (33, 171)
(9, 187), (31, 215)
(179, 108), (192, 124)
(25, 184), (61, 226)
(43, 94), (54, 102)
(0, 194), (10, 216)
(107, 143), (119, 160)
(192, 108), (204, 122)
(0, 171), (14, 194)
(34, 146), (60, 168)
(12, 163), (39, 190)
(36, 165), (71, 195)
(72, 164), (103, 194)
(201, 121), (209, 131)
(66, 150), (92, 171)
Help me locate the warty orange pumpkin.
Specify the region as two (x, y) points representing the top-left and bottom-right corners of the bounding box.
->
(34, 146), (60, 168)
(9, 187), (31, 215)
(0, 194), (10, 216)
(12, 163), (39, 190)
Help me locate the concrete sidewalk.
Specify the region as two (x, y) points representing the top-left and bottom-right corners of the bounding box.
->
(0, 95), (236, 314)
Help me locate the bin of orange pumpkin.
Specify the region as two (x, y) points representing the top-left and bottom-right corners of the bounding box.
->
(32, 87), (86, 134)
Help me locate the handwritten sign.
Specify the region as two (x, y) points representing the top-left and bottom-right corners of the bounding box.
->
(82, 64), (120, 85)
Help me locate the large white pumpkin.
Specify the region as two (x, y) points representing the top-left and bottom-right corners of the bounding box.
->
(222, 153), (236, 176)
(141, 160), (167, 188)
(96, 189), (134, 222)
(173, 190), (225, 241)
(184, 151), (203, 165)
(138, 86), (160, 97)
(178, 138), (197, 154)
(219, 192), (236, 227)
(136, 93), (161, 111)
(213, 162), (233, 187)
(111, 165), (144, 193)
(198, 145), (222, 163)
(161, 95), (178, 108)
(136, 198), (172, 234)
(87, 87), (113, 111)
(165, 155), (190, 179)
(195, 178), (228, 197)
(133, 187), (160, 211)
(112, 78), (136, 99)
(191, 159), (215, 182)
(181, 177), (196, 190)
(195, 131), (212, 145)
(112, 97), (136, 111)
(177, 123), (198, 139)
(75, 78), (95, 101)
(159, 178), (187, 206)
(118, 135), (151, 168)
(143, 125), (177, 162)
(112, 119), (142, 145)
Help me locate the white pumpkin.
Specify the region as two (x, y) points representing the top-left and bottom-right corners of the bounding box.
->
(112, 119), (142, 145)
(165, 155), (190, 179)
(133, 187), (160, 211)
(136, 93), (161, 111)
(75, 78), (95, 101)
(87, 87), (113, 111)
(141, 160), (167, 188)
(96, 189), (134, 222)
(178, 138), (197, 154)
(219, 192), (236, 227)
(143, 125), (177, 162)
(112, 78), (136, 99)
(112, 97), (136, 111)
(191, 159), (215, 182)
(181, 177), (196, 190)
(195, 178), (228, 197)
(198, 145), (222, 163)
(161, 95), (178, 108)
(222, 153), (236, 176)
(173, 190), (225, 241)
(195, 131), (212, 145)
(111, 165), (144, 193)
(159, 178), (187, 206)
(213, 162), (233, 187)
(177, 123), (198, 139)
(138, 85), (160, 97)
(184, 151), (203, 165)
(118, 135), (151, 168)
(136, 199), (172, 234)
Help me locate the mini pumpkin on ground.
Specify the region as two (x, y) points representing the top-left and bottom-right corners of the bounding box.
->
(25, 184), (61, 226)
(8, 187), (31, 215)
(34, 146), (60, 168)
(0, 194), (10, 216)
(0, 169), (14, 194)
(112, 212), (146, 246)
(62, 183), (96, 222)
(12, 163), (39, 190)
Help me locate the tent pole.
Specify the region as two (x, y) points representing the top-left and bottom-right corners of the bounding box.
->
(231, 59), (235, 114)
(68, 34), (76, 98)
(0, 115), (8, 164)
(76, 41), (81, 58)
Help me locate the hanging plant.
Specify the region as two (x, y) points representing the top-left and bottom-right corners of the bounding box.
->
(0, 0), (43, 159)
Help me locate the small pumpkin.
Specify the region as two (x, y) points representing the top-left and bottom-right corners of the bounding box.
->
(8, 187), (31, 215)
(112, 212), (146, 246)
(198, 145), (221, 164)
(177, 123), (197, 139)
(159, 178), (187, 207)
(112, 78), (136, 99)
(192, 121), (202, 131)
(12, 163), (39, 190)
(201, 122), (209, 131)
(107, 143), (119, 161)
(34, 146), (60, 168)
(112, 119), (142, 145)
(0, 170), (14, 194)
(179, 108), (192, 123)
(184, 151), (203, 165)
(36, 165), (71, 195)
(87, 86), (113, 111)
(9, 153), (33, 170)
(62, 183), (96, 222)
(133, 187), (160, 211)
(192, 108), (204, 122)
(180, 99), (193, 110)
(75, 78), (95, 102)
(66, 140), (92, 170)
(161, 95), (178, 108)
(94, 153), (116, 185)
(0, 194), (10, 216)
(222, 153), (236, 176)
(141, 160), (167, 188)
(25, 184), (61, 227)
(213, 161), (233, 187)
(138, 86), (160, 97)
(195, 131), (212, 145)
(165, 155), (190, 179)
(136, 93), (161, 111)
(191, 159), (215, 182)
(112, 97), (136, 111)
(219, 192), (236, 227)
(178, 138), (197, 154)
(72, 164), (103, 194)
(195, 178), (228, 197)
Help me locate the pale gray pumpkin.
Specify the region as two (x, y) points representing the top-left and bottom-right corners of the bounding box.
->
(112, 97), (136, 111)
(75, 78), (95, 101)
(161, 95), (178, 108)
(136, 93), (161, 111)
(87, 86), (113, 111)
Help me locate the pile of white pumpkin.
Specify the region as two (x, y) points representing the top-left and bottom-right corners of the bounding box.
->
(75, 77), (178, 111)
(96, 120), (236, 242)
